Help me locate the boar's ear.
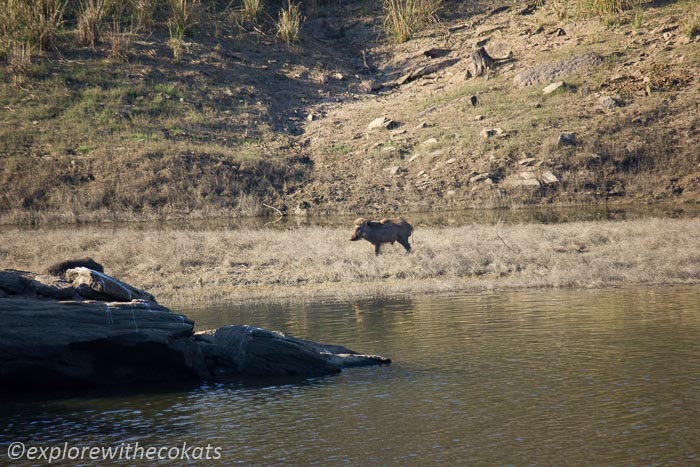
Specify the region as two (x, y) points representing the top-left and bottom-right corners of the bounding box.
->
(354, 217), (367, 226)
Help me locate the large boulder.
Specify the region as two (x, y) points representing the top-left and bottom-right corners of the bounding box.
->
(0, 298), (207, 390)
(0, 268), (391, 392)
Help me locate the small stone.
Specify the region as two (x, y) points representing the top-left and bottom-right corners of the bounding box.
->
(382, 146), (398, 153)
(383, 166), (401, 175)
(473, 114), (484, 121)
(447, 190), (456, 196)
(470, 173), (490, 183)
(559, 132), (577, 146)
(542, 81), (565, 95)
(446, 158), (456, 164)
(422, 137), (438, 146)
(306, 113), (316, 122)
(599, 95), (620, 109)
(417, 170), (426, 177)
(417, 122), (430, 129)
(333, 72), (344, 80)
(481, 127), (504, 138)
(539, 170), (559, 186)
(408, 154), (420, 163)
(368, 117), (397, 130)
(518, 157), (537, 166)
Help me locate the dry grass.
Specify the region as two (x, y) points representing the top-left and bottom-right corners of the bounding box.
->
(276, 1), (303, 45)
(107, 23), (133, 61)
(168, 0), (200, 40)
(2, 219), (699, 307)
(6, 40), (33, 87)
(0, 0), (66, 51)
(383, 0), (442, 43)
(241, 0), (264, 23)
(77, 0), (107, 47)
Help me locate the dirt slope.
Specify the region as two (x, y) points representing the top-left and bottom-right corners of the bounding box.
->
(0, 0), (698, 223)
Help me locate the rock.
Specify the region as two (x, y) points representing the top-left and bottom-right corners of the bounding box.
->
(383, 166), (401, 175)
(0, 270), (30, 294)
(542, 81), (565, 95)
(0, 297), (207, 390)
(559, 132), (577, 146)
(66, 267), (155, 302)
(45, 257), (104, 277)
(0, 269), (392, 392)
(470, 173), (490, 183)
(381, 146), (399, 153)
(363, 80), (383, 92)
(513, 52), (603, 88)
(518, 157), (538, 166)
(446, 158), (457, 164)
(501, 172), (543, 192)
(30, 275), (76, 299)
(598, 95), (620, 109)
(422, 47), (451, 59)
(481, 127), (504, 138)
(421, 137), (438, 146)
(195, 325), (390, 378)
(539, 170), (559, 187)
(408, 154), (420, 163)
(294, 201), (311, 216)
(368, 117), (398, 130)
(474, 114), (484, 121)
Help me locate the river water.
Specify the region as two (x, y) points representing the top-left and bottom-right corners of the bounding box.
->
(3, 286), (700, 465)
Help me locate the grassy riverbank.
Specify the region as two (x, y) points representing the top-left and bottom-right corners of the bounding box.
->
(2, 218), (699, 306)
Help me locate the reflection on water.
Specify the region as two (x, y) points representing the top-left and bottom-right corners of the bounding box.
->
(4, 202), (699, 233)
(3, 287), (700, 465)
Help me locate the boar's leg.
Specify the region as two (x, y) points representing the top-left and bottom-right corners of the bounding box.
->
(374, 243), (381, 255)
(398, 238), (412, 254)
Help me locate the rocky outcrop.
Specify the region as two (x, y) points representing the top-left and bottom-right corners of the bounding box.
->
(195, 326), (390, 378)
(0, 297), (207, 390)
(513, 52), (603, 88)
(0, 268), (390, 392)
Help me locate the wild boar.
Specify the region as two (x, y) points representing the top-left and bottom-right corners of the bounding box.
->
(350, 217), (413, 255)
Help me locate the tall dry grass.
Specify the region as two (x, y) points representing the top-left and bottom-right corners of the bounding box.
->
(0, 0), (66, 51)
(2, 219), (699, 306)
(276, 0), (303, 45)
(383, 0), (442, 43)
(77, 0), (107, 47)
(168, 0), (200, 39)
(6, 40), (33, 87)
(241, 0), (263, 22)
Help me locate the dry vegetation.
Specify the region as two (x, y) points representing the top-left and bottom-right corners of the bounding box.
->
(2, 218), (699, 306)
(0, 0), (698, 224)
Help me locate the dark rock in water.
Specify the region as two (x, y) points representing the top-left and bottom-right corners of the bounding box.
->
(196, 326), (391, 378)
(0, 268), (391, 392)
(0, 298), (206, 391)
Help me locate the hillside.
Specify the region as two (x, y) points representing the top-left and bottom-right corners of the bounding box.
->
(1, 0), (698, 224)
